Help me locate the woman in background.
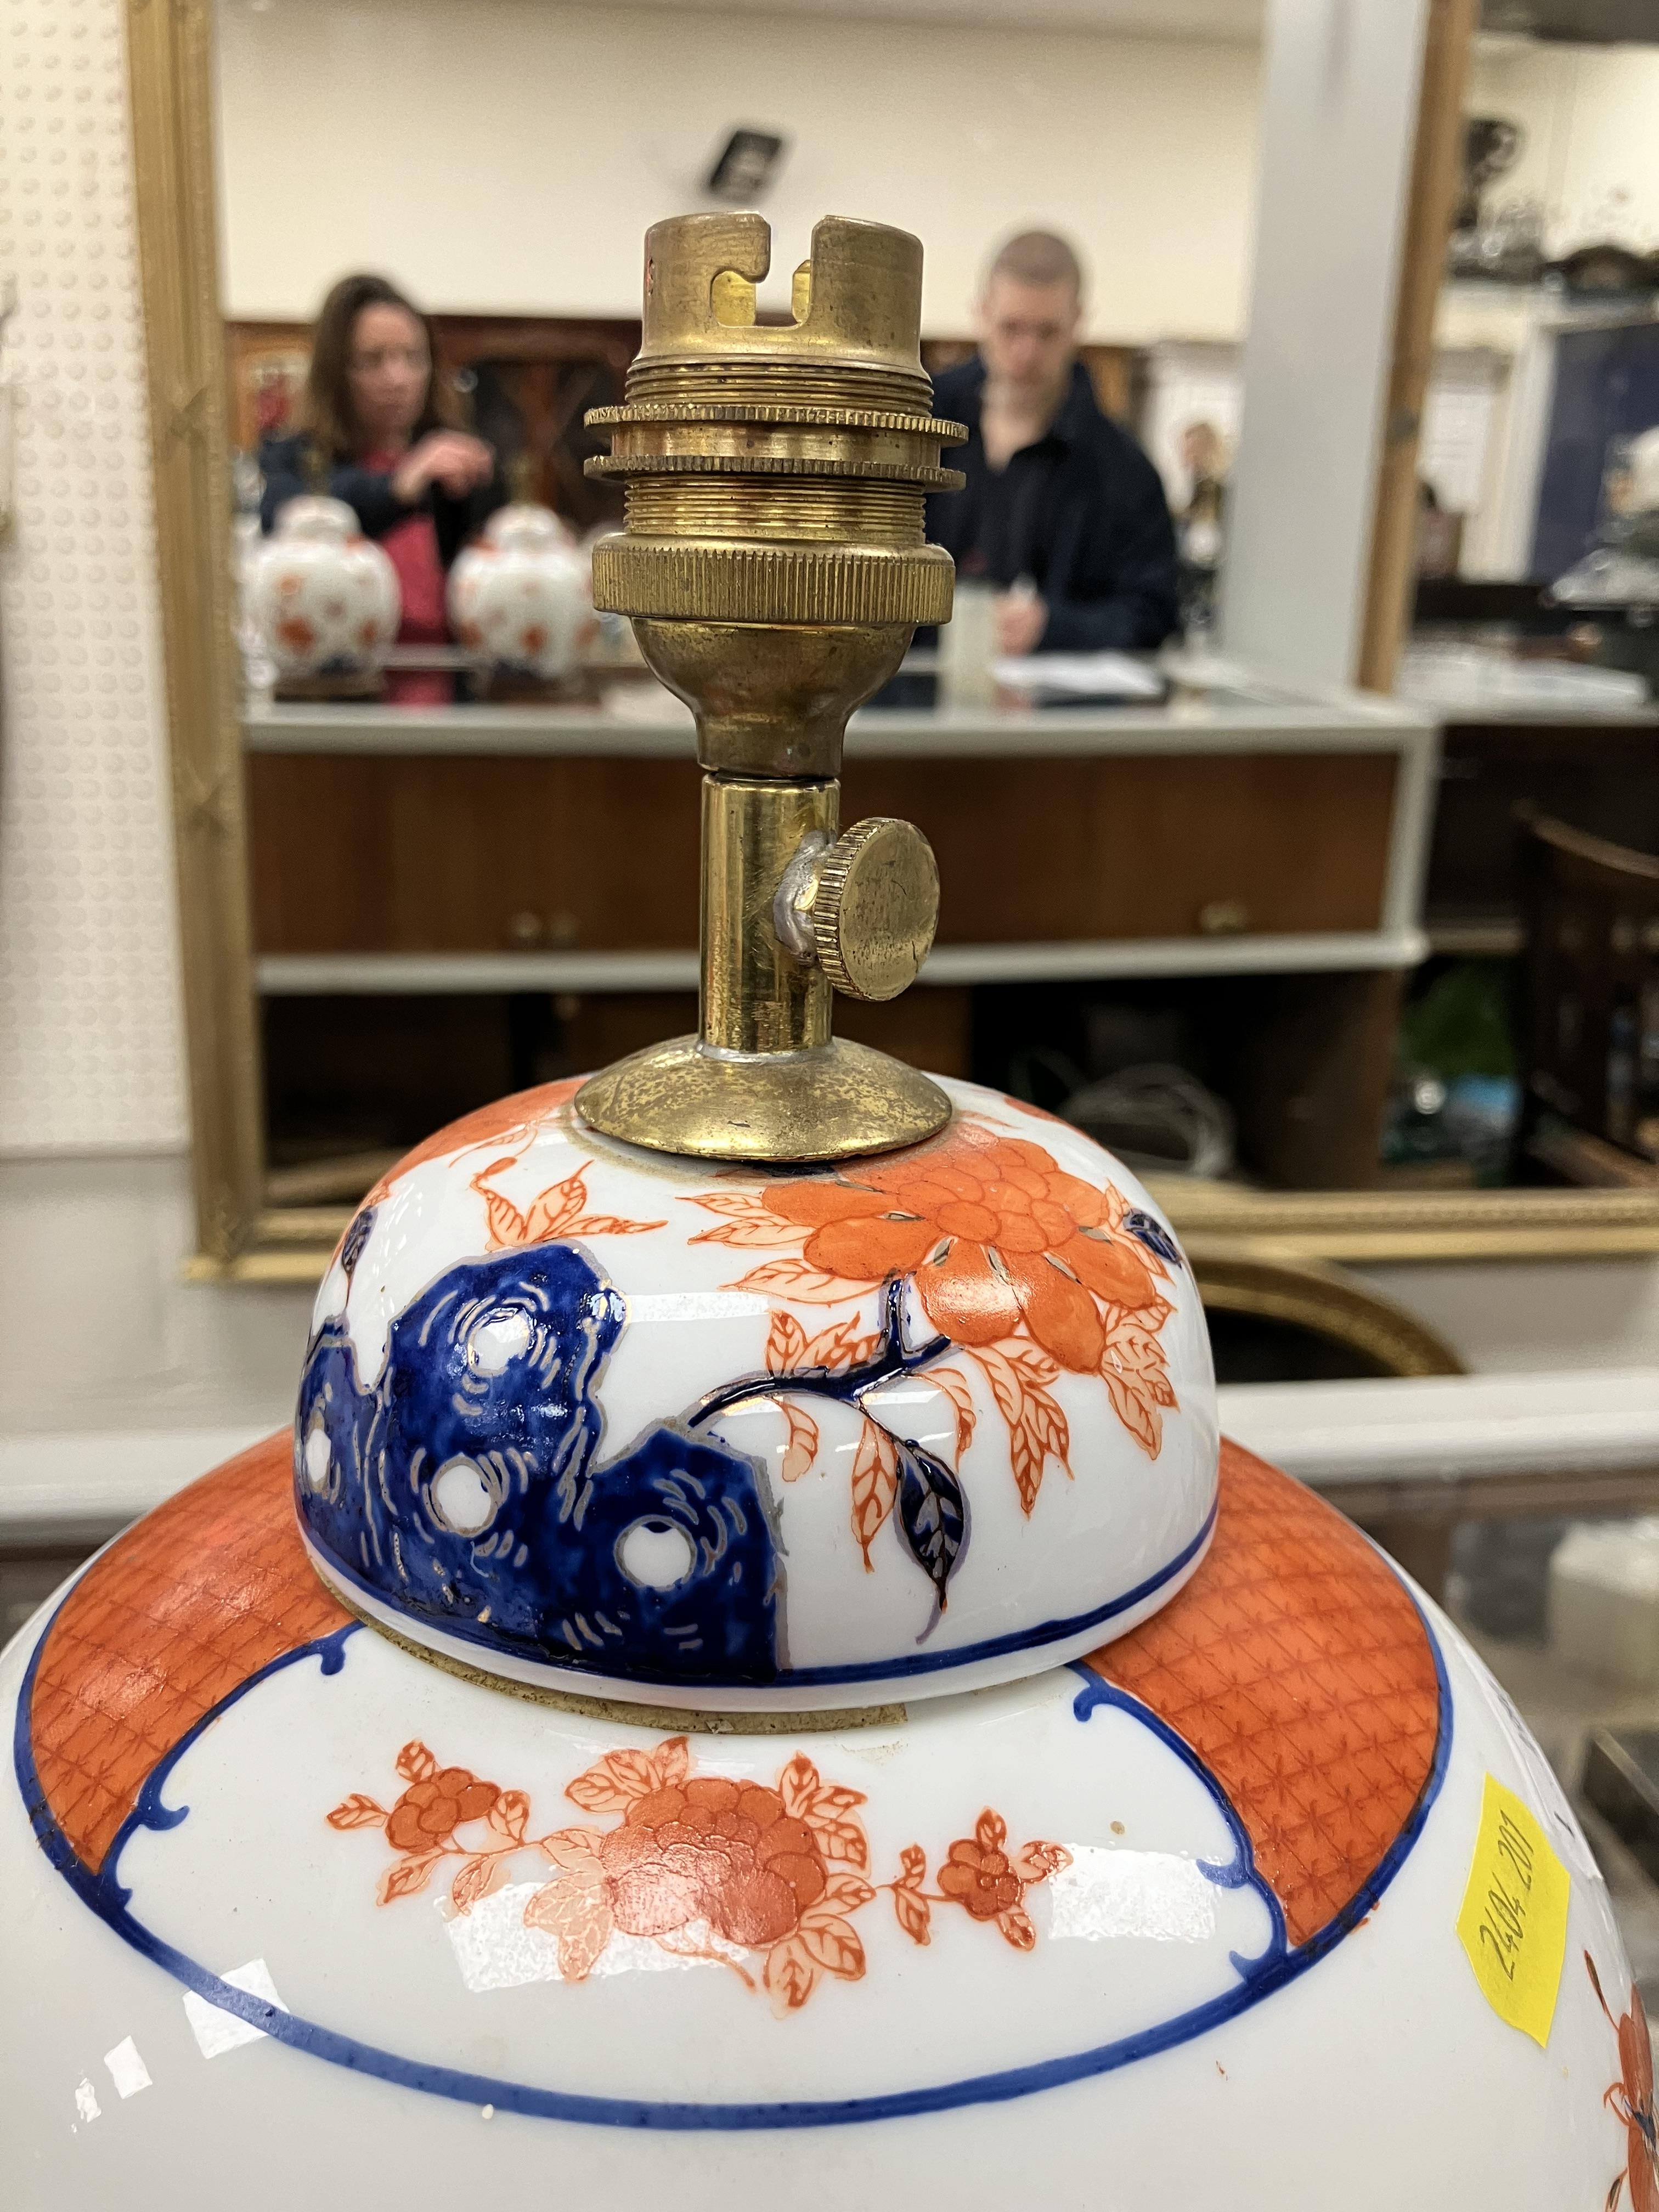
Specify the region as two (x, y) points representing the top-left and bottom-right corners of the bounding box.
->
(260, 272), (505, 703)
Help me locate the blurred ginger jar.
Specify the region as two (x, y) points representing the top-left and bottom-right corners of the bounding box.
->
(2, 213), (1651, 2212)
(449, 495), (593, 691)
(250, 493), (400, 695)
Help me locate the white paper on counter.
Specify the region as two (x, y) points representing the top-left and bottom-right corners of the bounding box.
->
(993, 651), (1167, 700)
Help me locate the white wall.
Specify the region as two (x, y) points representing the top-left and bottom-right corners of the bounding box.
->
(0, 0), (189, 1155)
(213, 0), (1263, 343)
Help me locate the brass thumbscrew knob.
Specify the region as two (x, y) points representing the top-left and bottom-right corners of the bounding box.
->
(805, 818), (940, 1002)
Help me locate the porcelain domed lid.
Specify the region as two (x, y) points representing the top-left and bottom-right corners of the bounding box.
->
(295, 1076), (1218, 1711)
(268, 493), (364, 543)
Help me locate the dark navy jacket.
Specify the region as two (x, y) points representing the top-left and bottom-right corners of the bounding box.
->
(257, 435), (506, 569)
(926, 358), (1180, 653)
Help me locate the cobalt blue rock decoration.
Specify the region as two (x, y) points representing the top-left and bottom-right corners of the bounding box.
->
(296, 1243), (782, 1688)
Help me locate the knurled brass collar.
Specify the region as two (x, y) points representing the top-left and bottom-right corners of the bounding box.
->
(590, 538), (953, 627)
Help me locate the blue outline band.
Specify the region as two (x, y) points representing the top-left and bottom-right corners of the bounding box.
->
(13, 1578), (1451, 2132)
(307, 1489), (1221, 1691)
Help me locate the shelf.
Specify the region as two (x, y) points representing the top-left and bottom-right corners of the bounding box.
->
(254, 930), (1432, 997)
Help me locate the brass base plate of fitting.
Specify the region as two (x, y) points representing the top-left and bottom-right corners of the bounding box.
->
(575, 1036), (951, 1163)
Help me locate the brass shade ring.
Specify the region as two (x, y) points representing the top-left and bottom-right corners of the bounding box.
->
(589, 401), (968, 443)
(588, 453), (966, 492)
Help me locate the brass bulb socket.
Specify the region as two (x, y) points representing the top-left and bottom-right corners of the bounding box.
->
(573, 210), (960, 1163)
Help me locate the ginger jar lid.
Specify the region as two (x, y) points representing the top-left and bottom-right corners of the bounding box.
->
(476, 502), (581, 556)
(295, 1077), (1218, 1713)
(268, 493), (365, 544)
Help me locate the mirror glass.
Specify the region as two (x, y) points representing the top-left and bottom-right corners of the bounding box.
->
(210, 2), (1659, 1230)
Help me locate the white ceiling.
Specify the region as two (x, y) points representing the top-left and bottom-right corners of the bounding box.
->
(627, 0), (1265, 38)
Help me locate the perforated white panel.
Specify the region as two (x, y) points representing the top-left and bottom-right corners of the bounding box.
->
(0, 0), (189, 1154)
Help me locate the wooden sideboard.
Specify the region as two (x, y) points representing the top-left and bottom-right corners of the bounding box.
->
(241, 669), (1436, 1195)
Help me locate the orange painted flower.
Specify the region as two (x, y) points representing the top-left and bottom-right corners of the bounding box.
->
(599, 1775), (827, 1950)
(763, 1120), (1159, 1374)
(938, 1834), (1023, 1921)
(385, 1765), (500, 1853)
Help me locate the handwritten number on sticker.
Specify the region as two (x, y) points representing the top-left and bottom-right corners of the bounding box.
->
(1457, 1775), (1569, 2046)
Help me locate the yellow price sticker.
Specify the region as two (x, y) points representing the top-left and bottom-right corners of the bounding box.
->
(1457, 1774), (1571, 2047)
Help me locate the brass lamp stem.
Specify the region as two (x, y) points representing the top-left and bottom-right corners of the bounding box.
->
(573, 213), (964, 1164)
(700, 775), (836, 1057)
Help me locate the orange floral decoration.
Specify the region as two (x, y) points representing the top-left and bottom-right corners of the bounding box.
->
(386, 1764), (500, 1854)
(759, 1120), (1159, 1374)
(332, 1740), (1069, 2010)
(599, 1776), (827, 1950)
(685, 1115), (1182, 1522)
(887, 1808), (1068, 1951)
(1589, 1951), (1659, 2212)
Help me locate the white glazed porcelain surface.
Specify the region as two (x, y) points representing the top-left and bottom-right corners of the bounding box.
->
(0, 1486), (1640, 2210)
(294, 1077), (1219, 1708)
(250, 494), (400, 678)
(448, 504), (591, 678)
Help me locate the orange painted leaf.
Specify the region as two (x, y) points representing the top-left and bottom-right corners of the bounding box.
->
(797, 1915), (866, 1981)
(932, 1364), (978, 1460)
(538, 1826), (607, 1873)
(764, 1934), (820, 2015)
(1100, 1311), (1177, 1457)
(969, 1345), (1070, 1513)
(1009, 1839), (1071, 1885)
(802, 1316), (880, 1372)
(996, 1339), (1061, 1388)
(996, 1905), (1037, 1951)
(896, 1843), (928, 1888)
(891, 1884), (932, 1945)
(566, 1747), (660, 1812)
(523, 1874), (614, 1982)
(378, 1851), (440, 1904)
(689, 1215), (805, 1249)
(766, 1311), (808, 1374)
(850, 1418), (899, 1565)
(326, 1794), (387, 1830)
(808, 1782), (868, 1815)
(726, 1259), (873, 1304)
(478, 1188), (531, 1250)
(682, 1189), (780, 1217)
(816, 1871), (876, 1914)
(975, 1808), (1008, 1854)
(804, 1809), (869, 1871)
(565, 1213), (665, 1238)
(396, 1740), (437, 1783)
(450, 1853), (497, 1914)
(651, 1736), (691, 1789)
(778, 1753), (821, 1822)
(488, 1790), (530, 1844)
(779, 1399), (819, 1482)
(522, 1171), (588, 1244)
(684, 1191), (803, 1248)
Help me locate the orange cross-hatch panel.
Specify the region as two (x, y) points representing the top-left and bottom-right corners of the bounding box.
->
(1087, 1440), (1441, 1947)
(26, 1432), (350, 1872)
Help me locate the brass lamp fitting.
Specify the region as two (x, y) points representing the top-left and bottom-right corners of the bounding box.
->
(573, 212), (966, 1163)
(579, 216), (973, 1167)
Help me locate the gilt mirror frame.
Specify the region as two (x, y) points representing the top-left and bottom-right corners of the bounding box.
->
(123, 0), (1659, 1284)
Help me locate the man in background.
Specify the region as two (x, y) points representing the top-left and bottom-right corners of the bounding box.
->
(928, 230), (1180, 657)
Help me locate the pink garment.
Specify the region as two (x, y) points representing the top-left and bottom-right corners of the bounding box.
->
(362, 448), (451, 706)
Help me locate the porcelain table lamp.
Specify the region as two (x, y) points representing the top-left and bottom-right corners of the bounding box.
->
(2, 215), (1648, 2210)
